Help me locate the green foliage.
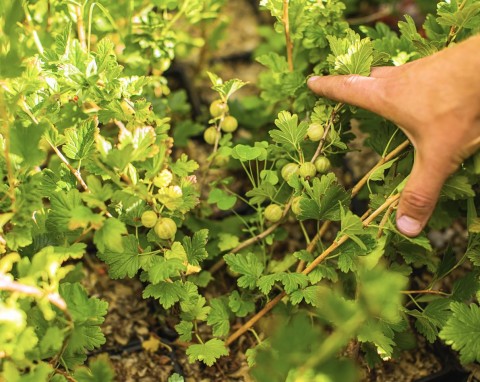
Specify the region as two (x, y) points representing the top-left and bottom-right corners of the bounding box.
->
(224, 253), (264, 290)
(186, 338), (229, 366)
(73, 355), (115, 382)
(1, 0), (480, 379)
(440, 302), (480, 364)
(269, 111), (309, 152)
(327, 29), (375, 76)
(297, 173), (350, 221)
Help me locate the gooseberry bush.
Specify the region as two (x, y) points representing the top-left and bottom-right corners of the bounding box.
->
(1, 0), (480, 380)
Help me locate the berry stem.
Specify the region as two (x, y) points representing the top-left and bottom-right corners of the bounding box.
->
(310, 103), (343, 163)
(74, 4), (87, 50)
(283, 0), (294, 72)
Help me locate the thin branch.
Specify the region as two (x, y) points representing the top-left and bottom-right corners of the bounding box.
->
(351, 140), (410, 196)
(0, 91), (15, 203)
(295, 220), (331, 273)
(49, 143), (90, 192)
(401, 289), (449, 296)
(296, 209), (369, 273)
(50, 368), (77, 382)
(162, 0), (188, 37)
(0, 274), (68, 312)
(310, 103), (343, 163)
(22, 2), (45, 55)
(347, 5), (392, 26)
(226, 193), (401, 346)
(209, 199), (293, 274)
(283, 0), (294, 72)
(75, 4), (87, 49)
(361, 193), (400, 226)
(48, 142), (114, 218)
(377, 199), (398, 239)
(209, 222), (279, 273)
(226, 292), (285, 346)
(212, 116), (224, 155)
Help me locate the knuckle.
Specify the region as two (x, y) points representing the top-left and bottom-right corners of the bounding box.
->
(401, 189), (435, 211)
(341, 75), (359, 88)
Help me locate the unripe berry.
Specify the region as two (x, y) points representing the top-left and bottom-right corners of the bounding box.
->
(291, 196), (302, 215)
(221, 116), (238, 133)
(204, 126), (219, 145)
(314, 156), (331, 174)
(141, 210), (158, 228)
(264, 204), (283, 223)
(154, 217), (177, 240)
(213, 154), (229, 166)
(281, 163), (299, 182)
(299, 162), (317, 179)
(209, 99), (229, 118)
(275, 158), (289, 170)
(307, 122), (325, 141)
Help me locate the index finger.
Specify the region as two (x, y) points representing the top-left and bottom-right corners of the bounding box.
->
(307, 74), (387, 116)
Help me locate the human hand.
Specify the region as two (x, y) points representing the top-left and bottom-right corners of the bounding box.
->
(307, 35), (480, 237)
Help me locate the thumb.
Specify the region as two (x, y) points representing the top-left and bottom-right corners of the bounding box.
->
(307, 75), (386, 115)
(396, 155), (451, 237)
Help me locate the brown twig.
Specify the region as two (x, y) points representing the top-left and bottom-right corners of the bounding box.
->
(401, 289), (449, 296)
(209, 199), (293, 274)
(75, 4), (87, 49)
(48, 143), (114, 218)
(361, 193), (400, 226)
(347, 5), (392, 26)
(295, 220), (331, 273)
(22, 2), (45, 55)
(226, 292), (285, 346)
(301, 195), (398, 275)
(283, 0), (294, 72)
(0, 274), (68, 312)
(49, 144), (90, 191)
(377, 199), (398, 238)
(50, 368), (77, 382)
(226, 193), (401, 346)
(351, 140), (410, 196)
(0, 91), (15, 203)
(209, 222), (280, 274)
(296, 209), (369, 273)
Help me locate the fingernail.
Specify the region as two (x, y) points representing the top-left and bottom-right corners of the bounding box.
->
(397, 215), (422, 236)
(307, 76), (320, 85)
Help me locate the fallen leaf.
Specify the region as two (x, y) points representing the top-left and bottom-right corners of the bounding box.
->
(142, 335), (161, 353)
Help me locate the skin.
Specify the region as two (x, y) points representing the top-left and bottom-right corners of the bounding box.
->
(308, 35), (480, 237)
